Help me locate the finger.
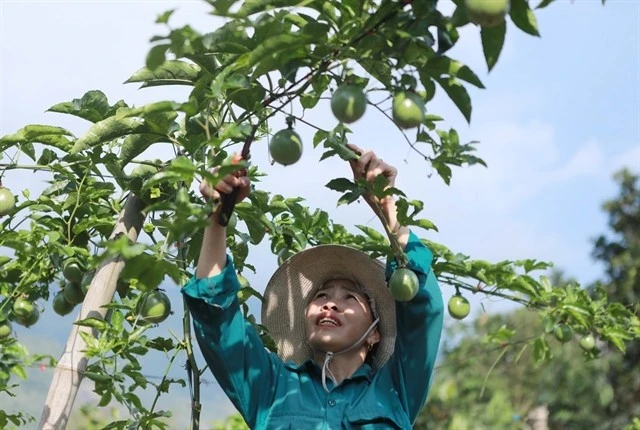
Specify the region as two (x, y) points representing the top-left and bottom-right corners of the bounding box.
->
(346, 143), (363, 156)
(215, 181), (233, 194)
(365, 162), (386, 183)
(200, 182), (221, 201)
(357, 150), (374, 173)
(221, 175), (240, 188)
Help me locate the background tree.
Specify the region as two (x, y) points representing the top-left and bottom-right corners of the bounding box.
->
(590, 168), (640, 429)
(416, 169), (640, 430)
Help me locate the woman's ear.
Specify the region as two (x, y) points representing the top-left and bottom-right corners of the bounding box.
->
(368, 327), (381, 347)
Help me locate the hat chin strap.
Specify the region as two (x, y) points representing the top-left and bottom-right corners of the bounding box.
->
(320, 317), (380, 393)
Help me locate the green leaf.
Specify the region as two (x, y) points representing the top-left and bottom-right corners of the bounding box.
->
(75, 317), (109, 331)
(313, 130), (329, 148)
(237, 0), (311, 17)
(1, 125), (73, 144)
(146, 44), (170, 70)
(510, 0), (540, 37)
(536, 0), (555, 8)
(118, 134), (165, 168)
(70, 116), (149, 154)
(533, 336), (552, 362)
(481, 21), (506, 72)
(125, 60), (201, 87)
(337, 190), (362, 206)
(412, 218), (438, 232)
(435, 77), (472, 123)
(325, 178), (357, 193)
(426, 56), (484, 88)
(356, 225), (385, 242)
(156, 9), (175, 23)
(47, 90), (115, 123)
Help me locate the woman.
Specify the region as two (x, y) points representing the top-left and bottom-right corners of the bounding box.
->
(182, 144), (444, 429)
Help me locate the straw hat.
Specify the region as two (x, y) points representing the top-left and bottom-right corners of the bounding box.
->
(262, 244), (397, 368)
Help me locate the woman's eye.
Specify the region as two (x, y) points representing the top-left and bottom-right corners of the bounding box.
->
(315, 293), (327, 299)
(346, 294), (356, 300)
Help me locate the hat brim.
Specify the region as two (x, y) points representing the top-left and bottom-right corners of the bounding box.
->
(262, 244), (396, 368)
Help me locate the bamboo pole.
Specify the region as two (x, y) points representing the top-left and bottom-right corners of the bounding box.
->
(39, 195), (145, 429)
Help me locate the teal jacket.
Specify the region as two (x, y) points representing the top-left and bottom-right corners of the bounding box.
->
(182, 231), (444, 429)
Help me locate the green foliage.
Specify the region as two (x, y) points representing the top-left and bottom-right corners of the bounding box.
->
(417, 169), (640, 429)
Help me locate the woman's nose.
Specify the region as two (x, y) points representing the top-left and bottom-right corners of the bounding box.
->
(322, 302), (338, 311)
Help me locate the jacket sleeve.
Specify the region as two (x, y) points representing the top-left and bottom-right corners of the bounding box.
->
(385, 231), (444, 423)
(181, 256), (280, 427)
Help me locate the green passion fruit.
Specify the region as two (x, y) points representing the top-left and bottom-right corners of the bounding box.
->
(12, 297), (35, 319)
(554, 323), (573, 343)
(465, 0), (510, 28)
(13, 301), (39, 327)
(0, 319), (12, 339)
(331, 85), (367, 124)
(53, 291), (75, 316)
(389, 268), (419, 302)
(269, 128), (303, 166)
(392, 92), (425, 129)
(137, 290), (172, 325)
(579, 334), (596, 351)
(63, 281), (85, 305)
(0, 186), (16, 216)
(63, 261), (84, 284)
(447, 294), (471, 320)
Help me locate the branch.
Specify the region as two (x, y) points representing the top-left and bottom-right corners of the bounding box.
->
(368, 102), (432, 161)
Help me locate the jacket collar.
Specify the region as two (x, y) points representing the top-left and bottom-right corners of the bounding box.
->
(284, 359), (374, 382)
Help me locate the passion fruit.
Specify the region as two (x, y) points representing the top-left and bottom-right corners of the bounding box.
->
(554, 323), (573, 343)
(269, 128), (303, 166)
(579, 334), (596, 351)
(392, 92), (425, 129)
(447, 294), (470, 320)
(0, 186), (16, 216)
(63, 281), (85, 305)
(63, 261), (84, 284)
(389, 268), (419, 302)
(331, 85), (367, 124)
(53, 291), (75, 316)
(137, 290), (172, 325)
(0, 319), (12, 340)
(465, 0), (510, 28)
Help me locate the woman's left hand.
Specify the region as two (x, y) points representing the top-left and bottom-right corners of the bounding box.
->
(347, 143), (398, 208)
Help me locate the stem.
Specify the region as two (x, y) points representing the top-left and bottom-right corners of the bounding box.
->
(479, 346), (508, 400)
(146, 346), (182, 426)
(370, 200), (408, 267)
(439, 275), (535, 307)
(67, 162), (92, 245)
(288, 115), (328, 132)
(179, 241), (201, 430)
(368, 102), (431, 161)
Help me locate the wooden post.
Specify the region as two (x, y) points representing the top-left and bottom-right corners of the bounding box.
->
(527, 405), (549, 430)
(39, 195), (145, 429)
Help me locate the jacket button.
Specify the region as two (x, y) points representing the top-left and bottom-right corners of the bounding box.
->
(328, 399), (336, 407)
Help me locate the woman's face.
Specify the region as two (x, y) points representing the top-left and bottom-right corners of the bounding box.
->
(305, 279), (380, 354)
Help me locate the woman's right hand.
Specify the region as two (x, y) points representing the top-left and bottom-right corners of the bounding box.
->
(199, 154), (252, 208)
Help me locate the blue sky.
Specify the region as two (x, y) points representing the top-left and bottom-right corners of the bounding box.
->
(1, 0), (639, 425)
